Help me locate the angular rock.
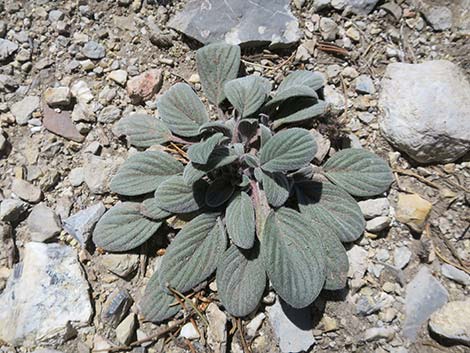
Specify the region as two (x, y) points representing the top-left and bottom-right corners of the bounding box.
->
(413, 0), (454, 31)
(355, 75), (375, 95)
(358, 198), (390, 219)
(366, 216), (390, 233)
(98, 105), (121, 123)
(206, 303), (227, 353)
(10, 96), (40, 125)
(12, 179), (42, 203)
(101, 253), (139, 278)
(344, 0), (380, 15)
(102, 288), (133, 328)
(394, 246), (412, 269)
(363, 326), (395, 342)
(429, 299), (470, 346)
(126, 69), (162, 104)
(347, 245), (368, 280)
(69, 167), (85, 186)
(403, 267), (448, 341)
(266, 299), (315, 353)
(0, 242), (92, 346)
(116, 313), (137, 345)
(0, 198), (29, 222)
(82, 41), (106, 60)
(0, 38), (18, 61)
(63, 203), (106, 246)
(44, 87), (72, 108)
(395, 193), (432, 233)
(180, 323), (200, 339)
(379, 61), (470, 163)
(43, 105), (84, 142)
(71, 80), (93, 104)
(168, 0), (300, 48)
(83, 155), (121, 194)
(108, 70), (128, 86)
(441, 264), (470, 286)
(27, 203), (61, 242)
(246, 313), (265, 338)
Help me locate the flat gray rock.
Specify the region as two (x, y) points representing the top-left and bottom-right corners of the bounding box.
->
(10, 96), (40, 125)
(379, 60), (470, 163)
(63, 202), (106, 246)
(266, 299), (315, 353)
(0, 242), (92, 346)
(441, 263), (470, 286)
(429, 299), (470, 346)
(27, 203), (61, 242)
(403, 266), (448, 341)
(168, 0), (301, 48)
(0, 38), (18, 61)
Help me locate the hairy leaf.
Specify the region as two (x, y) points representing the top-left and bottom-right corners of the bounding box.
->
(158, 213), (227, 292)
(196, 43), (241, 105)
(217, 245), (266, 317)
(313, 222), (349, 290)
(199, 121), (232, 137)
(272, 100), (327, 129)
(140, 198), (172, 220)
(237, 119), (259, 143)
(225, 192), (255, 249)
(260, 124), (272, 147)
(140, 272), (181, 323)
(205, 179), (235, 208)
(277, 70), (324, 92)
(261, 171), (290, 207)
(224, 76), (271, 117)
(260, 128), (317, 173)
(267, 85), (318, 107)
(187, 133), (226, 164)
(183, 148), (238, 184)
(115, 114), (171, 147)
(296, 181), (365, 242)
(323, 148), (393, 197)
(93, 202), (162, 252)
(261, 208), (325, 308)
(157, 83), (209, 137)
(155, 176), (207, 213)
(111, 151), (184, 196)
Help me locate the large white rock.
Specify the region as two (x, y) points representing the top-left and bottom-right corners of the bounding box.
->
(0, 243), (92, 346)
(379, 60), (470, 163)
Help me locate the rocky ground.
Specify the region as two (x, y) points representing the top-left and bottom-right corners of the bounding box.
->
(0, 0), (469, 353)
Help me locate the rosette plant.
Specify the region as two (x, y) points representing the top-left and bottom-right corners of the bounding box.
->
(93, 42), (393, 322)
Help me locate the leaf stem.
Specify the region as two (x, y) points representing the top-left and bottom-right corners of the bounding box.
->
(169, 135), (196, 145)
(250, 180), (270, 239)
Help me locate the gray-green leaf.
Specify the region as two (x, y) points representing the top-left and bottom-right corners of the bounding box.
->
(155, 175), (207, 213)
(272, 100), (327, 129)
(261, 208), (325, 308)
(196, 43), (241, 105)
(140, 198), (172, 220)
(224, 76), (271, 117)
(260, 128), (317, 173)
(183, 148), (238, 185)
(277, 70), (324, 92)
(261, 171), (290, 207)
(115, 114), (171, 147)
(93, 202), (163, 252)
(267, 85), (318, 108)
(111, 151), (184, 196)
(157, 83), (209, 137)
(296, 181), (365, 242)
(225, 192), (255, 249)
(322, 148), (393, 197)
(205, 179), (235, 208)
(216, 245), (266, 317)
(187, 133), (226, 164)
(158, 213), (227, 292)
(260, 124), (272, 147)
(140, 272), (181, 323)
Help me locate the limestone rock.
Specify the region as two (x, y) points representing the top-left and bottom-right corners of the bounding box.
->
(0, 38), (18, 61)
(44, 87), (72, 108)
(379, 61), (470, 163)
(63, 203), (106, 246)
(0, 243), (92, 346)
(429, 299), (470, 346)
(358, 198), (390, 219)
(395, 193), (432, 233)
(0, 198), (29, 222)
(12, 179), (42, 203)
(10, 96), (40, 125)
(168, 0), (300, 48)
(27, 203), (61, 242)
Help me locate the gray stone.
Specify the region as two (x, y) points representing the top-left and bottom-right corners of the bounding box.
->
(403, 266), (448, 341)
(83, 155), (122, 194)
(441, 264), (470, 286)
(48, 10), (65, 22)
(355, 75), (375, 95)
(116, 313), (137, 345)
(82, 41), (106, 60)
(379, 61), (470, 163)
(358, 198), (390, 219)
(0, 74), (18, 92)
(168, 0), (300, 48)
(347, 245), (368, 279)
(102, 288), (133, 328)
(12, 179), (42, 203)
(10, 96), (40, 125)
(101, 253), (139, 277)
(363, 327), (395, 341)
(366, 216), (390, 233)
(44, 87), (72, 108)
(319, 17), (338, 41)
(27, 203), (61, 242)
(0, 199), (28, 222)
(246, 313), (265, 338)
(180, 322), (200, 339)
(71, 80), (93, 105)
(69, 167), (85, 187)
(266, 299), (315, 353)
(344, 0), (380, 15)
(98, 105), (121, 123)
(0, 21), (6, 38)
(206, 303), (227, 353)
(414, 1), (453, 31)
(0, 39), (18, 61)
(0, 242), (92, 346)
(394, 246), (412, 269)
(429, 299), (470, 346)
(108, 70), (128, 86)
(63, 203), (106, 246)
